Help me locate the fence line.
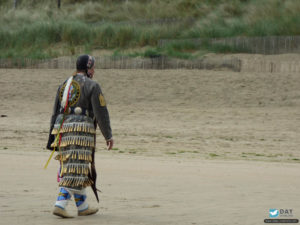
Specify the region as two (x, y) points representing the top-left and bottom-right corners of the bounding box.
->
(240, 59), (300, 73)
(1, 56), (300, 73)
(88, 17), (196, 26)
(159, 36), (300, 54)
(0, 56), (241, 71)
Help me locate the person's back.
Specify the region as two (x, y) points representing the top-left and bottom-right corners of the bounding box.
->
(51, 73), (112, 143)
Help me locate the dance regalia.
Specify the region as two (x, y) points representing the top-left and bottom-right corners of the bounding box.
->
(46, 73), (112, 201)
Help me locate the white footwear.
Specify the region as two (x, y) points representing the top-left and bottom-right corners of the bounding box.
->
(53, 206), (74, 218)
(78, 207), (99, 216)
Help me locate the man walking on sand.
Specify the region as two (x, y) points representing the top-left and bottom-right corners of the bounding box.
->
(46, 54), (113, 218)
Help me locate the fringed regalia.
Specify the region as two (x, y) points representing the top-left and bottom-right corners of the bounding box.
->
(47, 73), (112, 200)
(51, 114), (96, 189)
(46, 55), (112, 217)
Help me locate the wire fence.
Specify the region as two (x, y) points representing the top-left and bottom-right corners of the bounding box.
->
(0, 56), (242, 71)
(159, 36), (300, 54)
(1, 36), (300, 72)
(1, 56), (300, 73)
(240, 59), (300, 73)
(88, 17), (196, 26)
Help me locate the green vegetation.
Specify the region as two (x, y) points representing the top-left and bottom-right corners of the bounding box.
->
(166, 152), (177, 155)
(178, 150), (186, 154)
(0, 0), (300, 59)
(209, 153), (219, 157)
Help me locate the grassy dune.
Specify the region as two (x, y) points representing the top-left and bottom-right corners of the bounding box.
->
(0, 0), (300, 59)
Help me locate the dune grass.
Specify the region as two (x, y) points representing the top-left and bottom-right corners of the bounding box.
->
(0, 0), (300, 59)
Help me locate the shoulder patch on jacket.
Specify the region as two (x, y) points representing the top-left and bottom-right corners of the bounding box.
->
(99, 94), (106, 106)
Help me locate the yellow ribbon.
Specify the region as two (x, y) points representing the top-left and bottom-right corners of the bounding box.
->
(43, 134), (59, 169)
(59, 143), (64, 177)
(44, 78), (72, 171)
(44, 114), (66, 170)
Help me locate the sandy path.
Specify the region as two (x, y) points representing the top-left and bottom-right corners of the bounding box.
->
(1, 69), (300, 162)
(1, 150), (300, 225)
(0, 67), (300, 224)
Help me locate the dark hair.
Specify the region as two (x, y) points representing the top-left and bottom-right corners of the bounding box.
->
(76, 54), (95, 72)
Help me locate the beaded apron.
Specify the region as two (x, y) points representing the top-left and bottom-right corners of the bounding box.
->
(51, 114), (95, 189)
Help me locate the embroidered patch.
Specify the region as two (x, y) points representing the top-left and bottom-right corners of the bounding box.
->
(59, 80), (81, 107)
(99, 94), (106, 106)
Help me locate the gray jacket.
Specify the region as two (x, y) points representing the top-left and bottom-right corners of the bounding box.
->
(46, 73), (112, 150)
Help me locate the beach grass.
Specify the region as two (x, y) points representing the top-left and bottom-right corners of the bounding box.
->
(1, 0), (300, 59)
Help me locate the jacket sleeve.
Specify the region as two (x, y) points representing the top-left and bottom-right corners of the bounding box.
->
(91, 83), (112, 140)
(46, 87), (61, 150)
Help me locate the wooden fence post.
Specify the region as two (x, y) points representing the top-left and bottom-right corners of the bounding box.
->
(13, 0), (18, 9)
